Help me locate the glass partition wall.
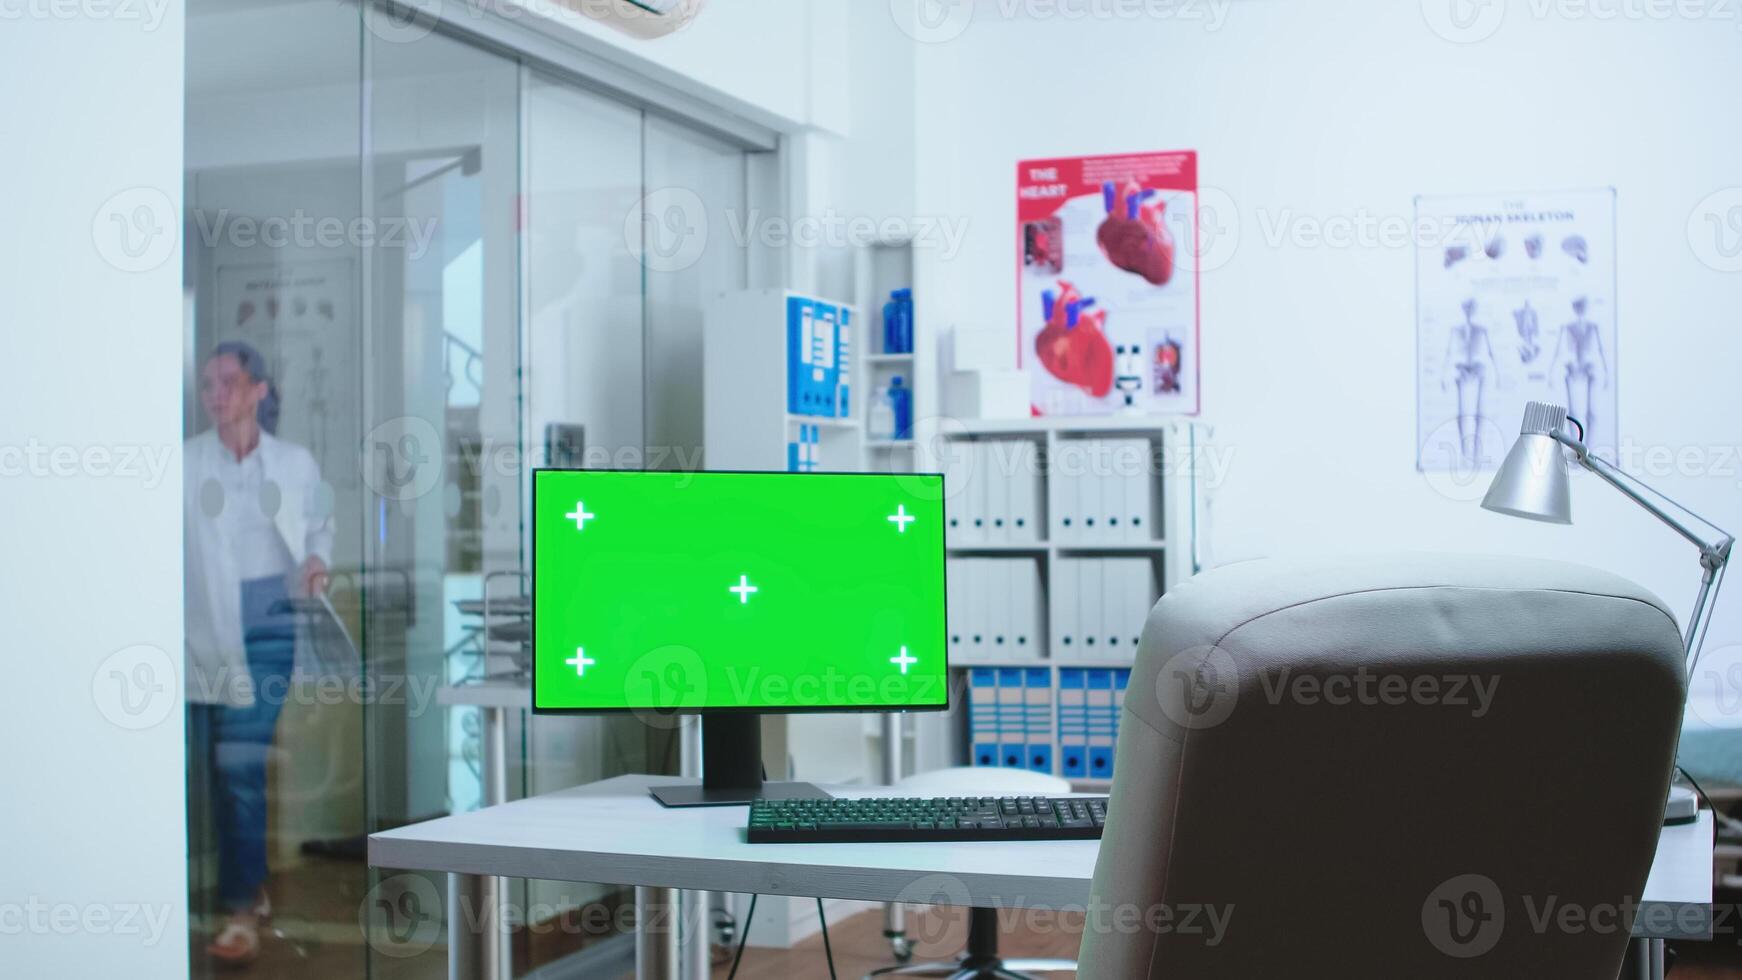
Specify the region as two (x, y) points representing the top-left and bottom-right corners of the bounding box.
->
(183, 3), (757, 976)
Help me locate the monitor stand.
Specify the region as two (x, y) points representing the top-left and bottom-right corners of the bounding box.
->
(649, 713), (830, 808)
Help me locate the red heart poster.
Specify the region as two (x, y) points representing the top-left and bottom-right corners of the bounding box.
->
(1018, 151), (1201, 416)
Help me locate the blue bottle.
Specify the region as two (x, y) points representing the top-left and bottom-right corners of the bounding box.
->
(889, 375), (912, 439)
(896, 288), (914, 354)
(882, 288), (914, 354)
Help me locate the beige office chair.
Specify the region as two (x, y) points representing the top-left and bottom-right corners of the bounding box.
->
(1078, 554), (1688, 978)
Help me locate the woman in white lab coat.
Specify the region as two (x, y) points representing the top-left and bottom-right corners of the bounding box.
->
(184, 341), (332, 967)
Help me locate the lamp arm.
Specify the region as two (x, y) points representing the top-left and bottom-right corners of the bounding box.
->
(1550, 430), (1734, 566)
(1552, 430), (1735, 670)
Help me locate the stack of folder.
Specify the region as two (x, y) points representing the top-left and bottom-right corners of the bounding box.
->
(968, 667), (1054, 774)
(1057, 667), (1130, 780)
(1049, 437), (1156, 542)
(943, 440), (1043, 544)
(1050, 558), (1157, 661)
(946, 558), (1043, 663)
(785, 295), (851, 418)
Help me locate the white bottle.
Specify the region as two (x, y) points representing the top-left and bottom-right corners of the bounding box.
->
(869, 385), (896, 441)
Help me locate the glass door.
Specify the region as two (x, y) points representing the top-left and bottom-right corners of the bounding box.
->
(187, 3), (764, 975)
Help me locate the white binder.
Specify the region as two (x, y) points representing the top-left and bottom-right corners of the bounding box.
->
(946, 558), (965, 661)
(1102, 439), (1146, 537)
(984, 443), (1011, 543)
(944, 439), (975, 544)
(1051, 558), (1080, 660)
(1076, 451), (1103, 541)
(965, 559), (989, 660)
(1008, 441), (1040, 543)
(1100, 558), (1130, 653)
(1126, 558), (1157, 653)
(1098, 558), (1154, 658)
(967, 441), (992, 543)
(987, 558), (1012, 654)
(1012, 558), (1041, 655)
(1051, 459), (1079, 543)
(1077, 558), (1104, 658)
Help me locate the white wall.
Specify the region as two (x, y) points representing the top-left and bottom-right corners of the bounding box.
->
(913, 2), (1742, 652)
(0, 5), (188, 979)
(503, 0), (846, 132)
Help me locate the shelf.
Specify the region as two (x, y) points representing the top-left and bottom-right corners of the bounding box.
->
(786, 414), (860, 430)
(1053, 540), (1167, 553)
(948, 659), (1135, 670)
(940, 416), (1182, 437)
(945, 540), (1165, 554)
(946, 541), (1048, 554)
(865, 353), (914, 364)
(865, 439), (916, 450)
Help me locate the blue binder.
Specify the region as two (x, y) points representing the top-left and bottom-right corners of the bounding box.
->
(1024, 667), (1054, 774)
(1087, 670), (1116, 780)
(1058, 668), (1088, 778)
(969, 668), (998, 767)
(998, 668), (1025, 769)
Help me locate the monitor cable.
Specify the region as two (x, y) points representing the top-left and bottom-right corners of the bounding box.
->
(816, 898), (838, 980)
(726, 893), (758, 980)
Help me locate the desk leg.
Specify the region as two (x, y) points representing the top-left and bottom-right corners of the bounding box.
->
(1620, 937), (1664, 980)
(478, 705), (511, 980)
(683, 890), (710, 979)
(448, 872), (504, 980)
(637, 886), (682, 980)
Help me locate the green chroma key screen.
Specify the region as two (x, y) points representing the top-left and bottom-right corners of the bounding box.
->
(532, 470), (948, 713)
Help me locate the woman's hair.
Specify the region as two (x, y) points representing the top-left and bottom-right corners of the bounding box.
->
(211, 340), (281, 436)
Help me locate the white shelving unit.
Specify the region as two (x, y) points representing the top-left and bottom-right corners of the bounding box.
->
(938, 417), (1207, 790)
(704, 289), (862, 472)
(855, 241), (919, 465)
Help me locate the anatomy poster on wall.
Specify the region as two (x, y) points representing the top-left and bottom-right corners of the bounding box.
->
(1017, 151), (1201, 416)
(214, 259), (356, 466)
(1415, 189), (1617, 471)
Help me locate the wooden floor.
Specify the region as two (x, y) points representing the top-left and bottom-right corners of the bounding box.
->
(704, 907), (1742, 980)
(698, 908), (1081, 979)
(184, 861), (1742, 980)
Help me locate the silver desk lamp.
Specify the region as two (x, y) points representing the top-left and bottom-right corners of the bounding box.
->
(1483, 401), (1733, 823)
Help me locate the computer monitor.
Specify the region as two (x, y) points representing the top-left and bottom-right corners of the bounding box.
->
(531, 468), (948, 805)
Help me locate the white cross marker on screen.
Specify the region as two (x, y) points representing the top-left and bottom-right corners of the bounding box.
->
(566, 648), (595, 678)
(565, 502), (596, 531)
(888, 504), (915, 533)
(890, 646), (918, 674)
(730, 575), (759, 604)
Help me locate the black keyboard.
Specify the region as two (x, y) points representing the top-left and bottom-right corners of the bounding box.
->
(746, 795), (1108, 843)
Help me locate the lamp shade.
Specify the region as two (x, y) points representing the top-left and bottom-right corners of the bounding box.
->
(1480, 402), (1573, 524)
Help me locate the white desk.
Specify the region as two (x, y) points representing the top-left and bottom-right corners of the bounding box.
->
(369, 774), (1713, 980)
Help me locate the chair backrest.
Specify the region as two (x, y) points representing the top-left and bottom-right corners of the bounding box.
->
(1078, 554), (1687, 978)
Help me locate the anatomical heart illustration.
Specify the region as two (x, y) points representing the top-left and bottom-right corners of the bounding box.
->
(1034, 280), (1114, 398)
(1096, 179), (1175, 286)
(1018, 151), (1200, 416)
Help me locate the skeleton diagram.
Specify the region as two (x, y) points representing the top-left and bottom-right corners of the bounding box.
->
(1547, 296), (1609, 438)
(1513, 301), (1540, 364)
(1443, 298), (1502, 463)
